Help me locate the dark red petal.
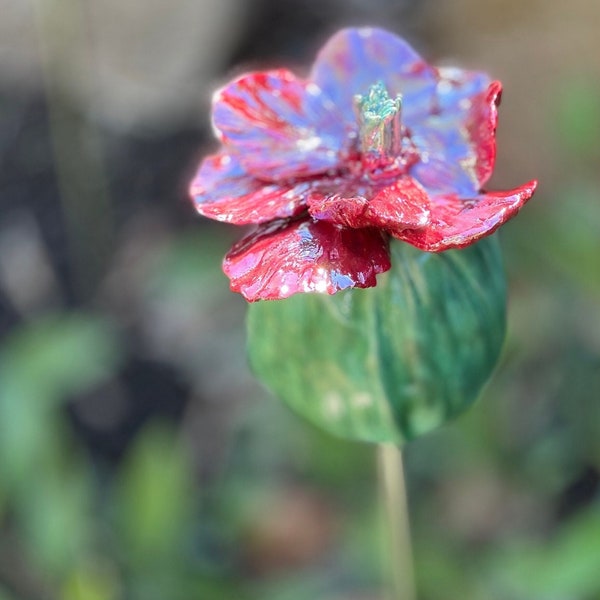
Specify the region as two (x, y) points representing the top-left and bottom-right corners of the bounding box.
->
(307, 177), (430, 232)
(223, 218), (391, 301)
(394, 180), (538, 252)
(411, 77), (500, 196)
(190, 152), (310, 225)
(364, 179), (431, 231)
(212, 69), (347, 182)
(306, 186), (371, 229)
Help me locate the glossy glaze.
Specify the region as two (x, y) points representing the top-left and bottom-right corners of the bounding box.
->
(190, 27), (537, 301)
(224, 218), (390, 301)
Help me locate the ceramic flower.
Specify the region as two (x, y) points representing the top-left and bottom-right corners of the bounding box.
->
(190, 27), (537, 301)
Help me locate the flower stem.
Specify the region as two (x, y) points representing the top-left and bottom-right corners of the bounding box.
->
(378, 443), (416, 600)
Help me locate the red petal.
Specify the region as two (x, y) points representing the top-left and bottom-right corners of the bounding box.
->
(223, 218), (391, 301)
(394, 180), (538, 252)
(365, 179), (431, 231)
(307, 177), (430, 232)
(467, 80), (502, 188)
(212, 69), (347, 181)
(305, 180), (371, 228)
(190, 152), (310, 224)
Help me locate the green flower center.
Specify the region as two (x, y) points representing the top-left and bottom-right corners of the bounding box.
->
(354, 81), (403, 164)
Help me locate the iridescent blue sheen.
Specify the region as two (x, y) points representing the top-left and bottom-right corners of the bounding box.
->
(410, 70), (497, 196)
(310, 28), (437, 127)
(212, 69), (348, 182)
(310, 28), (493, 196)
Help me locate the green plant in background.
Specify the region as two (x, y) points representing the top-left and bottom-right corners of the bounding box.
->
(0, 316), (120, 596)
(4, 14), (600, 600)
(0, 316), (199, 599)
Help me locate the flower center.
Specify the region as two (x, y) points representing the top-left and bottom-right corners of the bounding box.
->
(354, 81), (402, 169)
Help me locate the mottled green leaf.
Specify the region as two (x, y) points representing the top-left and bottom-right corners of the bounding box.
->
(247, 236), (506, 444)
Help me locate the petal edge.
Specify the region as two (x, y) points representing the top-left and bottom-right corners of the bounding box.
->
(394, 180), (538, 252)
(190, 152), (310, 224)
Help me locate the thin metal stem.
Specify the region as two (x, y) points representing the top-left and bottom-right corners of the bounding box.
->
(378, 443), (416, 600)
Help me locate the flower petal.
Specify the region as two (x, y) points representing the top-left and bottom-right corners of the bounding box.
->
(307, 177), (430, 231)
(190, 152), (311, 224)
(212, 69), (347, 181)
(410, 76), (499, 196)
(310, 29), (500, 196)
(394, 180), (538, 252)
(223, 217), (391, 301)
(365, 179), (431, 231)
(310, 27), (438, 128)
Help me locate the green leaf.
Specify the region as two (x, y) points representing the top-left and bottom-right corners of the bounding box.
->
(0, 314), (120, 405)
(489, 507), (600, 600)
(61, 560), (121, 600)
(247, 236), (506, 444)
(0, 314), (121, 490)
(18, 464), (94, 577)
(113, 422), (195, 566)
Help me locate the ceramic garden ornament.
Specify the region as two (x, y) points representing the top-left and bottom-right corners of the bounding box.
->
(189, 28), (537, 443)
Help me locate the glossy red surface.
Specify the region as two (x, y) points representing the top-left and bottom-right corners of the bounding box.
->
(223, 218), (391, 301)
(190, 152), (310, 224)
(190, 27), (537, 301)
(394, 180), (538, 251)
(307, 177), (430, 232)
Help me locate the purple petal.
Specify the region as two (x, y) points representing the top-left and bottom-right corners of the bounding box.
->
(212, 69), (348, 182)
(190, 152), (311, 224)
(310, 28), (438, 128)
(311, 29), (500, 196)
(394, 180), (538, 252)
(307, 177), (430, 231)
(223, 217), (391, 301)
(410, 75), (499, 196)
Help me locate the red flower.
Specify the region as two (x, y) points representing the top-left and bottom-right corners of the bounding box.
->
(190, 28), (537, 301)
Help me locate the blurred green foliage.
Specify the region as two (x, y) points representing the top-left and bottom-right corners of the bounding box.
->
(491, 506), (600, 599)
(1, 47), (600, 600)
(555, 80), (600, 162)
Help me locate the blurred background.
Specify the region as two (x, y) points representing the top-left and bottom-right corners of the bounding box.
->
(1, 0), (599, 598)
